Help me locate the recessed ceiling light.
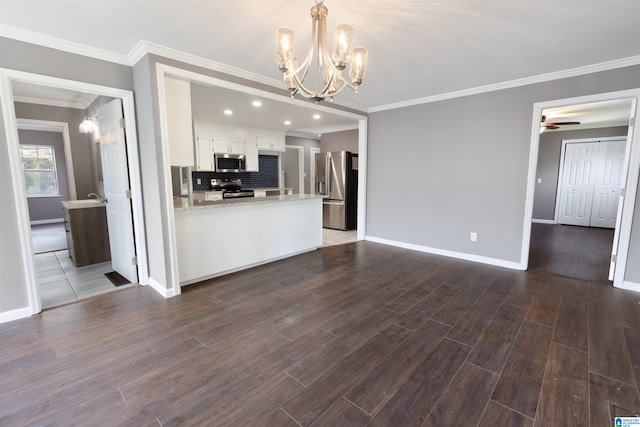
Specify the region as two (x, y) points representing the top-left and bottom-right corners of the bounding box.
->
(252, 100), (262, 107)
(313, 114), (321, 120)
(224, 109), (233, 115)
(284, 120), (292, 125)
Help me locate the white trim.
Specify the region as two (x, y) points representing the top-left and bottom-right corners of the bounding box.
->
(13, 95), (85, 110)
(156, 63), (368, 295)
(365, 235), (522, 270)
(147, 277), (177, 299)
(0, 68), (150, 317)
(369, 56), (640, 113)
(617, 281), (640, 293)
(16, 118), (77, 200)
(522, 89), (640, 288)
(532, 219), (556, 224)
(0, 25), (130, 65)
(0, 306), (33, 324)
(310, 147), (321, 195)
(357, 118), (367, 241)
(30, 218), (63, 225)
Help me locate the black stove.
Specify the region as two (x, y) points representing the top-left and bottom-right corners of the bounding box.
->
(211, 179), (254, 199)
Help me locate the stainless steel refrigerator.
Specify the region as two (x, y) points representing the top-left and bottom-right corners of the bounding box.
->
(315, 151), (358, 230)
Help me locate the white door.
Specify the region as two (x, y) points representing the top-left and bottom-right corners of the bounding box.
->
(558, 142), (597, 226)
(97, 99), (138, 283)
(590, 139), (627, 228)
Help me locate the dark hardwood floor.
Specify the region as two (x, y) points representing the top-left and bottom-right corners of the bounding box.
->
(1, 241), (639, 426)
(528, 223), (614, 281)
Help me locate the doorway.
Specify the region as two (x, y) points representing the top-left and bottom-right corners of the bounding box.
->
(523, 90), (639, 288)
(0, 68), (149, 315)
(283, 145), (304, 194)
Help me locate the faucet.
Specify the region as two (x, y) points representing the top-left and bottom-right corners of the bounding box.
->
(87, 193), (105, 202)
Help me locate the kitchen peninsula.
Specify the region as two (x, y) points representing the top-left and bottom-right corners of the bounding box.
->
(174, 194), (323, 285)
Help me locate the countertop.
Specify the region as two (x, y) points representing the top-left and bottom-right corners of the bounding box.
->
(173, 193), (323, 211)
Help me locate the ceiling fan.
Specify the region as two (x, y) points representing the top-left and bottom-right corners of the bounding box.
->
(541, 115), (580, 130)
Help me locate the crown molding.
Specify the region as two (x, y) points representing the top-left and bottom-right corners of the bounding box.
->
(0, 25), (130, 66)
(128, 40), (282, 88)
(369, 55), (640, 113)
(13, 95), (84, 110)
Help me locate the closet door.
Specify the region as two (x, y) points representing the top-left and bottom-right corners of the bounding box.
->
(590, 139), (627, 228)
(557, 143), (597, 226)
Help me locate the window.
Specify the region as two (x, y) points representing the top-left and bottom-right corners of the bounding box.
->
(20, 144), (59, 196)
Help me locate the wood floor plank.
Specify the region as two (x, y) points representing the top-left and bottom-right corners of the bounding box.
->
(446, 290), (505, 347)
(309, 397), (371, 427)
(281, 323), (411, 426)
(534, 343), (589, 427)
(393, 284), (458, 330)
(467, 303), (526, 374)
(491, 321), (553, 419)
(553, 276), (589, 351)
(479, 400), (533, 427)
(524, 280), (561, 327)
(422, 362), (498, 426)
(624, 326), (640, 395)
(369, 338), (470, 427)
(345, 320), (450, 415)
(589, 282), (636, 384)
(286, 308), (399, 386)
(259, 408), (301, 427)
(430, 280), (488, 326)
(589, 372), (640, 427)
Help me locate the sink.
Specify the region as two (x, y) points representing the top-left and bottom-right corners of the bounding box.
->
(62, 199), (106, 209)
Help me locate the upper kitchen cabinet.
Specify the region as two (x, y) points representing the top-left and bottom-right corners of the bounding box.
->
(164, 76), (194, 166)
(213, 137), (246, 154)
(245, 140), (259, 172)
(256, 135), (285, 152)
(195, 136), (214, 171)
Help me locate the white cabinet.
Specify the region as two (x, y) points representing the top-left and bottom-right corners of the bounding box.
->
(165, 76), (194, 166)
(195, 136), (214, 171)
(256, 135), (285, 152)
(245, 140), (259, 172)
(213, 137), (245, 154)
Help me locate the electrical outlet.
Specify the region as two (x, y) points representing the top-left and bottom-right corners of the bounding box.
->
(537, 178), (542, 184)
(470, 232), (478, 242)
(197, 178), (201, 185)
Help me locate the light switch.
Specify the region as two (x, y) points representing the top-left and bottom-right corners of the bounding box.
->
(537, 178), (542, 184)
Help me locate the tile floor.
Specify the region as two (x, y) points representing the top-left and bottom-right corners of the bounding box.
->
(35, 250), (132, 309)
(322, 228), (358, 247)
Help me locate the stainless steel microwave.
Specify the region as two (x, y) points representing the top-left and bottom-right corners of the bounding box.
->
(214, 153), (246, 172)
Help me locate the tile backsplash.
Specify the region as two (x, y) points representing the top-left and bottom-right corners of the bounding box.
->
(192, 154), (279, 190)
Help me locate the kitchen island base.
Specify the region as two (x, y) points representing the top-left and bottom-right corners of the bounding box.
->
(174, 195), (322, 285)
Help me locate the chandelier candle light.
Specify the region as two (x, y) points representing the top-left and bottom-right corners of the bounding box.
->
(276, 0), (368, 102)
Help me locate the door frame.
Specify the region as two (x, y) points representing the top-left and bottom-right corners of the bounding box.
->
(554, 136), (627, 225)
(310, 147), (321, 194)
(284, 144), (304, 194)
(156, 63), (368, 294)
(0, 68), (149, 315)
(521, 89), (640, 291)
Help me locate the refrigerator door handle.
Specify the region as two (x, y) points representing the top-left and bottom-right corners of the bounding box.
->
(323, 200), (345, 205)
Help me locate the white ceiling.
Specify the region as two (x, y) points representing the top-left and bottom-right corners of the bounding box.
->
(1, 0), (639, 132)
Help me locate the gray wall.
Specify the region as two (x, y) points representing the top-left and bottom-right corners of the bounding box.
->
(533, 126), (629, 220)
(0, 37), (134, 316)
(320, 129), (358, 153)
(14, 102), (95, 200)
(285, 136), (320, 194)
(367, 65), (640, 282)
(18, 129), (70, 221)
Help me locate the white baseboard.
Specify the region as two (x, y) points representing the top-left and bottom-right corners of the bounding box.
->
(147, 277), (177, 299)
(615, 280), (640, 293)
(0, 306), (33, 324)
(532, 219), (556, 224)
(30, 218), (64, 225)
(365, 236), (523, 270)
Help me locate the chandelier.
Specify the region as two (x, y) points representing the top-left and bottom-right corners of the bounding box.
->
(276, 0), (368, 102)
